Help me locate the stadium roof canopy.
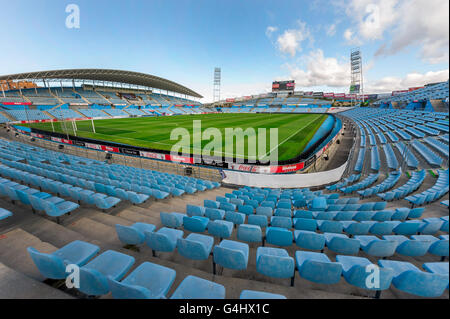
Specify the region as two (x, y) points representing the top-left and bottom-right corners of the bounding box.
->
(0, 68), (203, 98)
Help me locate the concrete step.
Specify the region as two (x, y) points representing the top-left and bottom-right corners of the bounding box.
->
(66, 217), (119, 246)
(0, 262), (72, 299)
(89, 211), (134, 228)
(0, 228), (57, 280)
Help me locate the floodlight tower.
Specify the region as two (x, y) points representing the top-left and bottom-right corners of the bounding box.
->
(350, 48), (364, 107)
(213, 67), (221, 103)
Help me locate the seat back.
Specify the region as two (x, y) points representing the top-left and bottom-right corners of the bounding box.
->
(256, 206), (273, 217)
(146, 231), (177, 252)
(365, 240), (398, 257)
(115, 224), (144, 245)
(397, 240), (432, 256)
(186, 205), (205, 217)
(213, 245), (248, 270)
(266, 227), (293, 246)
(183, 216), (207, 233)
(108, 278), (152, 299)
(256, 253), (294, 278)
(27, 247), (66, 279)
(177, 237), (210, 260)
(299, 259), (342, 284)
(160, 212), (182, 228)
(237, 225), (262, 243)
(346, 264), (394, 290)
(16, 189), (31, 205)
(393, 270), (448, 297)
(208, 221), (232, 238)
(79, 267), (110, 296)
(328, 237), (360, 255)
(295, 231), (325, 250)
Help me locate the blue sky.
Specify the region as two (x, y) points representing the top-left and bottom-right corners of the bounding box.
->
(0, 0), (448, 102)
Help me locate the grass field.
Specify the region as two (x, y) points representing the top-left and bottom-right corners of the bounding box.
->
(24, 113), (328, 161)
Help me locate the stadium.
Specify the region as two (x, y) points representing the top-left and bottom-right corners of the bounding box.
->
(0, 0), (449, 305)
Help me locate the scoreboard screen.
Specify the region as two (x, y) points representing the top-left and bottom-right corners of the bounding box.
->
(272, 80), (295, 92)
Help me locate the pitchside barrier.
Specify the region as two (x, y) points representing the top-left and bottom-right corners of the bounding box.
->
(8, 114), (344, 175)
(222, 161), (348, 188)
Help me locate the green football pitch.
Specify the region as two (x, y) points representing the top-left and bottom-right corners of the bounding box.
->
(24, 113), (328, 161)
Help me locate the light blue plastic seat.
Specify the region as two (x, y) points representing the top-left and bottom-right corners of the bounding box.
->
(423, 262), (449, 289)
(177, 233), (214, 260)
(293, 217), (317, 231)
(248, 214), (268, 228)
(294, 230), (325, 251)
(42, 199), (79, 219)
(245, 199), (259, 209)
(355, 235), (397, 257)
(27, 240), (100, 279)
(216, 196), (229, 204)
(372, 210), (395, 221)
(294, 210), (313, 219)
(270, 216), (293, 229)
(277, 201), (292, 210)
(413, 235), (448, 259)
(237, 224), (262, 243)
(383, 235), (432, 257)
(378, 259), (448, 297)
(115, 223), (156, 245)
(392, 208), (411, 221)
(274, 208), (292, 218)
(128, 192), (149, 205)
(204, 199), (220, 209)
(353, 211), (375, 221)
(367, 221), (397, 235)
(419, 218), (445, 235)
(183, 216), (209, 233)
(205, 208), (225, 221)
(239, 290), (286, 299)
(335, 211), (357, 221)
(220, 202), (236, 211)
(309, 197), (327, 211)
(145, 227), (183, 253)
(256, 206), (273, 217)
(160, 212), (186, 228)
(108, 262), (176, 299)
(325, 233), (360, 255)
(256, 247), (295, 281)
(238, 204), (254, 215)
(152, 189), (169, 199)
(265, 227), (293, 247)
(260, 201), (276, 209)
(207, 220), (233, 239)
(337, 255), (394, 294)
(186, 205), (205, 217)
(314, 211), (337, 220)
(317, 220), (343, 233)
(224, 211), (245, 225)
(79, 250), (135, 296)
(230, 198), (244, 206)
(342, 221), (372, 235)
(170, 275), (225, 299)
(296, 251), (342, 284)
(213, 239), (249, 272)
(93, 195), (120, 210)
(392, 220), (422, 235)
(408, 207), (425, 219)
(0, 208), (12, 220)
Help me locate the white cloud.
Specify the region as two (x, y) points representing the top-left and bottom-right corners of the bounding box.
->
(284, 49), (350, 88)
(326, 24), (337, 37)
(276, 20), (312, 57)
(344, 0), (449, 63)
(343, 28), (361, 45)
(366, 69), (449, 93)
(265, 26), (278, 38)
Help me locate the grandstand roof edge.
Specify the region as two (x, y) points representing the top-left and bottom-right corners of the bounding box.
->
(0, 68), (203, 98)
